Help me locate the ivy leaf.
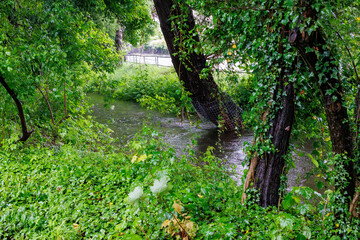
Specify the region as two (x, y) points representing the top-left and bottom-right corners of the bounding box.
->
(307, 153), (319, 168)
(303, 226), (312, 239)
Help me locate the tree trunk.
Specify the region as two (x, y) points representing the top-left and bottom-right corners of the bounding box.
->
(115, 26), (122, 53)
(0, 73), (34, 142)
(254, 78), (295, 207)
(153, 0), (243, 130)
(241, 23), (296, 207)
(289, 3), (356, 201)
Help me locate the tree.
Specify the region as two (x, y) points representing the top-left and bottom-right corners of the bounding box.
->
(182, 0), (359, 212)
(0, 0), (134, 142)
(153, 0), (243, 130)
(289, 0), (358, 214)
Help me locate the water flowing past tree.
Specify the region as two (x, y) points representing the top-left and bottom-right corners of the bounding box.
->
(153, 0), (243, 131)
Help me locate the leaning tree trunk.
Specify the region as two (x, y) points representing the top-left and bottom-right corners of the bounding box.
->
(0, 73), (34, 142)
(289, 1), (356, 204)
(153, 0), (243, 130)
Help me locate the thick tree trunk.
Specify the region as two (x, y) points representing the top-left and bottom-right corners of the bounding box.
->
(289, 5), (356, 201)
(242, 24), (296, 207)
(0, 73), (34, 142)
(254, 79), (295, 207)
(153, 0), (243, 130)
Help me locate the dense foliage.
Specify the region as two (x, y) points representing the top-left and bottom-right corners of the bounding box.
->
(1, 0), (360, 238)
(2, 121), (360, 239)
(168, 0), (360, 213)
(87, 63), (252, 117)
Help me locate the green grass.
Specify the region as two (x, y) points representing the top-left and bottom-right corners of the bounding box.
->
(86, 63), (253, 116)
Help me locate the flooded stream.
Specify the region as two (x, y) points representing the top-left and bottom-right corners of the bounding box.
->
(88, 93), (323, 192)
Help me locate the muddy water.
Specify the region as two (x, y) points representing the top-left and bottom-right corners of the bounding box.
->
(87, 93), (323, 192)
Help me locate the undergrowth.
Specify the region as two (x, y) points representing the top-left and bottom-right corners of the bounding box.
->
(85, 63), (252, 117)
(1, 117), (359, 239)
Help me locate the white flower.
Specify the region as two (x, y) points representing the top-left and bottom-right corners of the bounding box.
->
(128, 186), (143, 204)
(150, 176), (169, 194)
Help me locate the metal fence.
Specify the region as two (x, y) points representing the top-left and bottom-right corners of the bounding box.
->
(125, 54), (172, 67)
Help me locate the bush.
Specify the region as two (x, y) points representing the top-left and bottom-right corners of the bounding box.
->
(86, 63), (253, 116)
(1, 119), (359, 239)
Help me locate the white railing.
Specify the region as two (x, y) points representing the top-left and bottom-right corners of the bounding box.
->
(125, 54), (172, 67)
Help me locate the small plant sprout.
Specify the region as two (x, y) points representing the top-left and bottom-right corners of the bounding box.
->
(150, 175), (169, 194)
(128, 186), (144, 204)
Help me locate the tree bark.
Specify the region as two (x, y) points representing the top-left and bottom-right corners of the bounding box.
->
(289, 3), (356, 201)
(242, 23), (296, 207)
(115, 26), (122, 53)
(254, 78), (295, 207)
(153, 0), (243, 130)
(0, 73), (34, 142)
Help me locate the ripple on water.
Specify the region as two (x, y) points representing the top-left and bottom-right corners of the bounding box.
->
(88, 93), (324, 193)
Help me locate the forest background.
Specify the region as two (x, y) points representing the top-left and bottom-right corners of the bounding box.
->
(0, 0), (359, 239)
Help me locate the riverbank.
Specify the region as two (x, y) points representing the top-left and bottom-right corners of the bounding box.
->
(3, 115), (355, 239)
(85, 63), (252, 118)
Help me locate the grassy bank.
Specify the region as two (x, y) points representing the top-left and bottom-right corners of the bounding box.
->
(1, 116), (359, 239)
(86, 63), (252, 117)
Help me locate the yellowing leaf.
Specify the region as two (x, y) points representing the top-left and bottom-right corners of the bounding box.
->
(138, 154), (147, 162)
(173, 201), (183, 214)
(131, 155), (137, 163)
(161, 219), (171, 229)
(197, 194), (203, 198)
(72, 223), (79, 229)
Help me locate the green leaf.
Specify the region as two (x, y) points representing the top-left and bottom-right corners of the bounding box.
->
(282, 193), (295, 210)
(307, 154), (319, 168)
(317, 181), (324, 189)
(122, 234), (142, 240)
(279, 216), (294, 230)
(302, 226), (311, 239)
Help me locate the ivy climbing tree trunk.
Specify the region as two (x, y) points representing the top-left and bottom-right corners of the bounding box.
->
(289, 1), (356, 205)
(0, 73), (34, 142)
(242, 24), (296, 207)
(253, 79), (295, 207)
(153, 0), (243, 130)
